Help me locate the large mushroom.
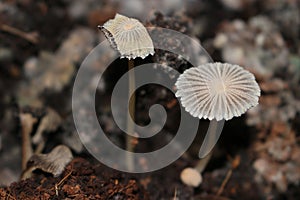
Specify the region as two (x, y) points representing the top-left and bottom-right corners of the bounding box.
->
(98, 13), (154, 170)
(175, 62), (260, 158)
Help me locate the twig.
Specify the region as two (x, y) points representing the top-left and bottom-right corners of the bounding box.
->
(54, 169), (73, 196)
(216, 155), (240, 197)
(5, 192), (16, 200)
(173, 187), (178, 200)
(0, 24), (39, 44)
(107, 180), (136, 198)
(216, 169), (233, 196)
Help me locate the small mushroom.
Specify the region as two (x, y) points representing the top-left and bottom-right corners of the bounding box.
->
(99, 13), (154, 171)
(98, 13), (154, 59)
(21, 145), (73, 180)
(175, 62), (260, 158)
(32, 107), (62, 145)
(32, 107), (62, 154)
(180, 167), (202, 187)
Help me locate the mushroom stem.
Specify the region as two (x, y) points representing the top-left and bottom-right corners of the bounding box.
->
(195, 151), (212, 173)
(198, 119), (225, 158)
(126, 59), (135, 171)
(20, 113), (37, 171)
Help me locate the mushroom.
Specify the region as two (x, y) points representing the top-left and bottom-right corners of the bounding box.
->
(180, 167), (202, 187)
(98, 13), (154, 59)
(21, 145), (73, 180)
(175, 62), (260, 158)
(99, 13), (154, 170)
(32, 107), (62, 153)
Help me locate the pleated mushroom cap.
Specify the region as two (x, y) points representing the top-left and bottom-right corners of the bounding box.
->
(175, 62), (261, 121)
(99, 13), (154, 59)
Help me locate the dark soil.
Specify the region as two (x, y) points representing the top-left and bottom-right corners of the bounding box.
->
(1, 158), (149, 200)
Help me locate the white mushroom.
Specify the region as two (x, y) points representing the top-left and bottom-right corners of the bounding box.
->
(21, 145), (73, 179)
(180, 167), (202, 187)
(98, 13), (154, 59)
(99, 13), (155, 171)
(175, 62), (260, 158)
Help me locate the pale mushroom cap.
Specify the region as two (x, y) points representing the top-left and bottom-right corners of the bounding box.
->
(27, 145), (73, 177)
(175, 62), (261, 121)
(180, 167), (202, 187)
(99, 13), (154, 59)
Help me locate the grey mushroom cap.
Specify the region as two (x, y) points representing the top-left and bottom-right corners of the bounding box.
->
(99, 13), (154, 60)
(175, 62), (261, 121)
